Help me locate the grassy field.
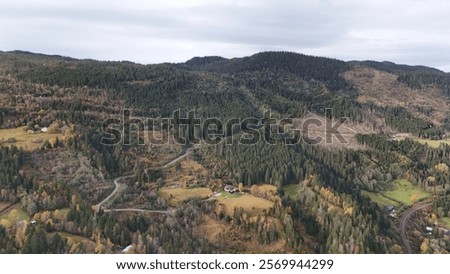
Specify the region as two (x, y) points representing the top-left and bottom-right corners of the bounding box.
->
(219, 191), (241, 199)
(164, 159), (209, 185)
(384, 179), (430, 205)
(414, 137), (450, 148)
(0, 127), (63, 151)
(53, 208), (70, 220)
(0, 205), (29, 228)
(361, 190), (400, 207)
(159, 187), (213, 207)
(216, 194), (274, 216)
(440, 217), (450, 228)
(283, 184), (299, 199)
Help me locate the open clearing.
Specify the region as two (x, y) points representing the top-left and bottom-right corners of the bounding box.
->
(393, 133), (450, 148)
(293, 112), (375, 149)
(413, 138), (450, 148)
(0, 127), (63, 151)
(283, 184), (299, 199)
(384, 179), (430, 205)
(361, 190), (400, 207)
(164, 159), (209, 186)
(344, 66), (450, 125)
(159, 187), (212, 207)
(216, 194), (274, 216)
(440, 217), (450, 228)
(0, 204), (29, 228)
(195, 215), (287, 253)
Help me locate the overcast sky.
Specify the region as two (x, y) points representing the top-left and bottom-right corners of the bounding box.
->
(1, 0), (449, 71)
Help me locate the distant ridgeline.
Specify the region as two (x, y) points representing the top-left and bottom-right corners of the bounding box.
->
(1, 50), (449, 138)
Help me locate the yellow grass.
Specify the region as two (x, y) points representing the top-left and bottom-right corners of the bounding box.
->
(159, 187), (213, 207)
(254, 184), (277, 193)
(0, 127), (63, 151)
(195, 215), (287, 253)
(393, 134), (450, 148)
(216, 194), (274, 217)
(196, 215), (229, 243)
(414, 138), (450, 148)
(164, 159), (209, 185)
(0, 204), (29, 228)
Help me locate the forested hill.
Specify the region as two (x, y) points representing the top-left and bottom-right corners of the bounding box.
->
(1, 50), (450, 137)
(2, 50), (450, 254)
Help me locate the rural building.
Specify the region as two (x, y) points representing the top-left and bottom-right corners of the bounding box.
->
(122, 245), (133, 253)
(385, 205), (395, 213)
(224, 185), (238, 193)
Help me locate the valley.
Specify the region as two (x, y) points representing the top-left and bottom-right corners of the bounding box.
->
(1, 51), (450, 254)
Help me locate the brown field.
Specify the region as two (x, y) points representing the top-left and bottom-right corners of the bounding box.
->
(195, 215), (287, 253)
(0, 202), (12, 213)
(254, 184), (277, 193)
(216, 194), (274, 216)
(293, 112), (374, 149)
(0, 127), (64, 151)
(0, 204), (29, 228)
(344, 66), (450, 125)
(164, 159), (209, 186)
(159, 187), (213, 207)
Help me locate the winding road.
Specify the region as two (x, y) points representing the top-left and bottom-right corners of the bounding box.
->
(94, 175), (132, 212)
(161, 148), (193, 169)
(399, 200), (432, 254)
(95, 147), (194, 214)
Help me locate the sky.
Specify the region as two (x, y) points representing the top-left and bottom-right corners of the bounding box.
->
(1, 0), (450, 71)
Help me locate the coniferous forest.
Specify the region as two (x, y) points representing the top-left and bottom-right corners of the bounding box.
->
(1, 50), (450, 254)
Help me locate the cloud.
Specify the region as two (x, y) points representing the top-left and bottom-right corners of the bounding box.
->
(0, 0), (449, 71)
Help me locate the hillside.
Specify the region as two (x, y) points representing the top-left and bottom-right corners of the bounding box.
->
(1, 51), (450, 254)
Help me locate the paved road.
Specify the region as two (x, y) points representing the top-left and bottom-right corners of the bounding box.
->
(95, 175), (132, 212)
(161, 148), (193, 169)
(399, 201), (432, 254)
(96, 148), (194, 214)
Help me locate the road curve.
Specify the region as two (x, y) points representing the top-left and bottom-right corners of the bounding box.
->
(95, 175), (133, 212)
(399, 201), (432, 254)
(161, 148), (193, 169)
(96, 148), (194, 214)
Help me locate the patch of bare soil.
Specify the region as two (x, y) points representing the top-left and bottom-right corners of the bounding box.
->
(343, 66), (450, 125)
